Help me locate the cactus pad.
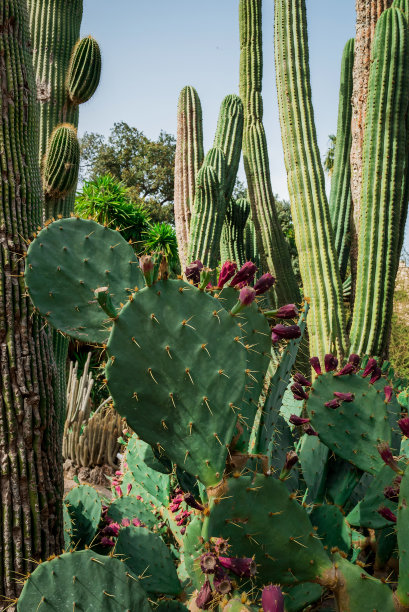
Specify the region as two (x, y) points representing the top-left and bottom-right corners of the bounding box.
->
(116, 526), (181, 595)
(64, 485), (102, 548)
(396, 463), (409, 606)
(17, 549), (152, 611)
(25, 217), (143, 343)
(107, 494), (158, 531)
(106, 280), (247, 486)
(309, 504), (351, 554)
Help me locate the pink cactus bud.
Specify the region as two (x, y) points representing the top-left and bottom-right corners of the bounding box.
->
(333, 392), (354, 402)
(377, 442), (402, 473)
(399, 417), (409, 437)
(115, 470), (123, 476)
(293, 372), (311, 387)
(112, 479), (119, 486)
(271, 324), (301, 343)
(303, 424), (318, 436)
(335, 363), (355, 376)
(384, 386), (393, 404)
(262, 585), (285, 612)
(102, 522), (120, 537)
(348, 354), (360, 367)
(362, 358), (377, 378)
(218, 556), (257, 577)
(384, 485), (400, 502)
(115, 485), (123, 497)
(230, 261), (258, 287)
(289, 414), (310, 426)
(370, 367), (382, 384)
(217, 261), (237, 288)
(310, 356), (322, 375)
(121, 518), (131, 527)
(377, 506), (397, 523)
(254, 273), (276, 295)
(324, 399), (341, 409)
(132, 518), (143, 527)
(185, 260), (203, 286)
(195, 580), (213, 610)
(290, 383), (309, 401)
(180, 526), (186, 535)
(324, 354), (338, 372)
(100, 536), (115, 547)
(283, 450), (298, 472)
(274, 304), (299, 319)
(183, 492), (204, 511)
(239, 286), (256, 306)
(200, 552), (218, 574)
(127, 484), (132, 495)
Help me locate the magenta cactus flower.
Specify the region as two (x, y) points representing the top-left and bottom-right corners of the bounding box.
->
(185, 260), (203, 286)
(398, 417), (409, 437)
(230, 261), (258, 287)
(293, 372), (312, 387)
(377, 506), (397, 523)
(362, 358), (378, 378)
(310, 356), (322, 375)
(217, 261), (237, 288)
(289, 414), (310, 426)
(231, 286), (257, 315)
(195, 580), (213, 610)
(218, 556), (257, 577)
(290, 383), (309, 401)
(115, 485), (123, 497)
(254, 273), (275, 295)
(262, 585), (284, 612)
(271, 324), (301, 343)
(274, 304), (299, 319)
(324, 354), (338, 372)
(333, 392), (354, 402)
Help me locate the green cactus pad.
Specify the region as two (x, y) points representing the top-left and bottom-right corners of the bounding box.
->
(324, 456), (362, 508)
(43, 124), (80, 199)
(284, 582), (323, 612)
(67, 36), (102, 105)
(17, 549), (152, 611)
(121, 435), (171, 507)
(298, 434), (329, 504)
(309, 504), (351, 554)
(204, 474), (331, 585)
(156, 601), (188, 611)
(396, 463), (409, 606)
(63, 501), (73, 550)
(107, 495), (158, 531)
(306, 372), (391, 474)
(116, 526), (181, 595)
(346, 463), (403, 529)
(25, 217), (143, 343)
(64, 485), (102, 548)
(106, 280), (247, 487)
(181, 516), (204, 590)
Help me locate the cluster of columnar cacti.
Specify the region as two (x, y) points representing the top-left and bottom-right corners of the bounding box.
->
(20, 215), (409, 610)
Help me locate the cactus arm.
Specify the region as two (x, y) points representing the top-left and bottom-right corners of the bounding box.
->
(220, 198), (250, 266)
(213, 94), (244, 203)
(274, 0), (348, 360)
(329, 38), (355, 282)
(174, 86), (204, 271)
(239, 0), (300, 307)
(350, 8), (409, 356)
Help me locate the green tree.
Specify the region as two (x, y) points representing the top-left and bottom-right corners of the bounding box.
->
(80, 122), (176, 224)
(323, 134), (337, 177)
(274, 194), (301, 283)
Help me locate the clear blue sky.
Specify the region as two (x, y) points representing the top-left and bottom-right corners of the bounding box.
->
(80, 0), (409, 254)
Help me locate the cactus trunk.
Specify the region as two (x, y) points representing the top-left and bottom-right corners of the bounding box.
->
(220, 198), (250, 267)
(239, 0), (300, 308)
(274, 0), (348, 361)
(350, 7), (409, 356)
(0, 0), (63, 600)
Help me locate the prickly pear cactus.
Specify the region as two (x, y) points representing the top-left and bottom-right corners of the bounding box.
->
(64, 485), (102, 549)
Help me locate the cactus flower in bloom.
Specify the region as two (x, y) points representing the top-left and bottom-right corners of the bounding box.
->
(289, 414), (310, 426)
(377, 442), (402, 474)
(324, 354), (338, 372)
(377, 506), (397, 523)
(293, 372), (311, 387)
(218, 556), (257, 577)
(195, 580), (213, 609)
(261, 585), (284, 612)
(324, 399), (341, 409)
(384, 386), (393, 404)
(274, 304), (299, 319)
(290, 383), (309, 401)
(217, 261), (237, 288)
(230, 261), (258, 287)
(310, 356), (322, 375)
(362, 358), (377, 378)
(398, 417), (409, 437)
(254, 273), (275, 295)
(333, 392), (354, 402)
(185, 260), (203, 286)
(271, 324), (301, 343)
(200, 552), (218, 574)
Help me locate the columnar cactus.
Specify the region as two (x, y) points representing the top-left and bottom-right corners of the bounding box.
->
(220, 198), (250, 267)
(350, 7), (409, 356)
(274, 0), (348, 360)
(0, 0), (63, 601)
(239, 0), (300, 307)
(174, 86), (204, 271)
(329, 38), (355, 282)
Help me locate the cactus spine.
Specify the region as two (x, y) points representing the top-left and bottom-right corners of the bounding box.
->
(239, 0), (300, 307)
(329, 38), (355, 282)
(274, 0), (348, 360)
(174, 86), (204, 271)
(350, 8), (409, 356)
(220, 198), (251, 267)
(0, 0), (63, 600)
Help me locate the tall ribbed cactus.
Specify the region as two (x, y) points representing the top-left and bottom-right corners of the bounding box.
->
(27, 0), (101, 219)
(174, 86), (204, 271)
(220, 198), (251, 266)
(239, 0), (300, 308)
(274, 0), (348, 360)
(329, 38), (354, 282)
(350, 8), (409, 356)
(213, 94), (244, 202)
(0, 0), (63, 601)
